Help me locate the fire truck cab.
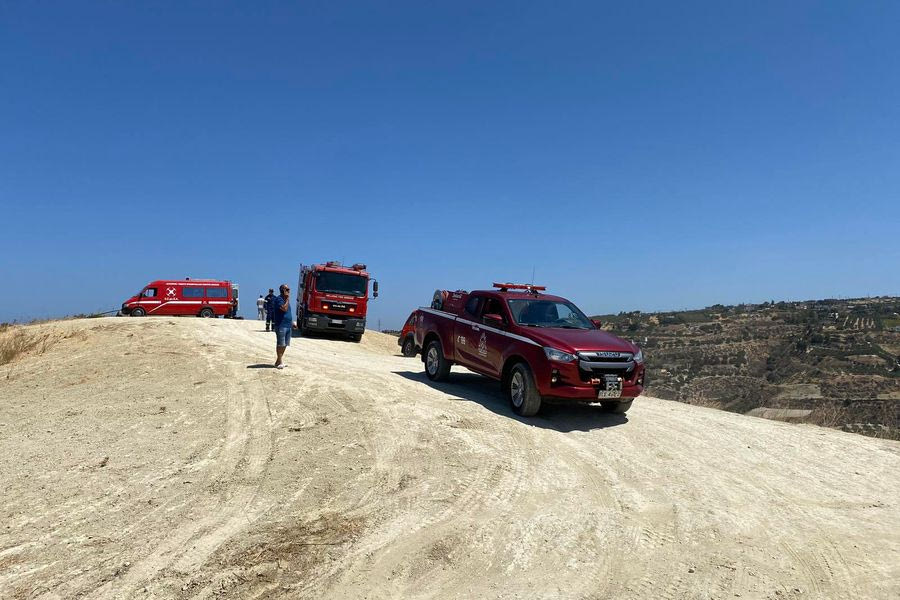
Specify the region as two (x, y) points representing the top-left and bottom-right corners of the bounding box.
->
(296, 261), (378, 341)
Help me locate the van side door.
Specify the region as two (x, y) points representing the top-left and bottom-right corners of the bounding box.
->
(138, 286), (160, 314)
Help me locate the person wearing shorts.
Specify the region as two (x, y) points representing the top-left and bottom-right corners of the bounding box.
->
(273, 284), (293, 369)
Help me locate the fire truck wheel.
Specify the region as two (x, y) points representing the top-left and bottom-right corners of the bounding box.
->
(424, 340), (451, 381)
(401, 336), (416, 357)
(199, 307), (214, 318)
(130, 307), (146, 317)
(350, 334), (362, 342)
(508, 362), (542, 417)
(600, 399), (633, 414)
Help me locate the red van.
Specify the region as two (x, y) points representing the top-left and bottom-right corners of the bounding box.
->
(121, 279), (238, 318)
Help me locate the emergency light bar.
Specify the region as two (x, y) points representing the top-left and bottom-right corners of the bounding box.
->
(493, 282), (546, 293)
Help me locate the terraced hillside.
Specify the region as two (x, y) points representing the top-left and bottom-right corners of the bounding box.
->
(596, 297), (900, 439)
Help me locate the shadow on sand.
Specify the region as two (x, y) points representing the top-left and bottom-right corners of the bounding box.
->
(246, 363), (277, 369)
(393, 370), (628, 433)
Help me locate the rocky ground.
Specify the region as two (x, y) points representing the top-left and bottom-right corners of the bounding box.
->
(1, 317), (898, 599)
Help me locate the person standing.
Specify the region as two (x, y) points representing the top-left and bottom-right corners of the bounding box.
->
(264, 288), (276, 332)
(273, 284), (293, 369)
(256, 295), (265, 320)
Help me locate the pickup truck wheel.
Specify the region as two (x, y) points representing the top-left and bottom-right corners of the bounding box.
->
(130, 307), (145, 317)
(600, 399), (633, 414)
(401, 336), (416, 357)
(424, 340), (450, 381)
(199, 307), (214, 318)
(508, 363), (541, 417)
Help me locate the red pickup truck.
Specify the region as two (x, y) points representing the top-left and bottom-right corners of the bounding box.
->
(415, 283), (645, 416)
(398, 311), (418, 357)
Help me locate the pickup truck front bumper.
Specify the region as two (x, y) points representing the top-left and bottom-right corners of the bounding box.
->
(535, 360), (645, 401)
(539, 382), (644, 401)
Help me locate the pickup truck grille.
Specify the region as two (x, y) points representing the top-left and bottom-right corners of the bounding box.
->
(576, 352), (636, 383)
(577, 351), (633, 363)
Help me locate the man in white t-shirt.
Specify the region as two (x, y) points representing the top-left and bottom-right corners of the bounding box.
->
(256, 295), (265, 320)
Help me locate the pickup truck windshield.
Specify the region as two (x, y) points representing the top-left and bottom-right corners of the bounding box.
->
(508, 299), (593, 329)
(315, 272), (367, 297)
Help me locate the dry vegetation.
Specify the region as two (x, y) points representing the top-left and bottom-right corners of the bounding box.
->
(0, 326), (55, 369)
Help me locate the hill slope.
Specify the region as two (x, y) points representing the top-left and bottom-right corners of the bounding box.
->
(1, 318), (898, 599)
(596, 297), (900, 438)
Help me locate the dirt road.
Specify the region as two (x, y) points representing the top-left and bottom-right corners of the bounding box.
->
(1, 318), (898, 599)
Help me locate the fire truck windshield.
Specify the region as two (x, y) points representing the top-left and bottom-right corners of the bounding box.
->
(508, 299), (593, 329)
(315, 271), (367, 297)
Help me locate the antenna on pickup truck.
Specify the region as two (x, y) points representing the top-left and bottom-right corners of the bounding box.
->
(493, 282), (546, 295)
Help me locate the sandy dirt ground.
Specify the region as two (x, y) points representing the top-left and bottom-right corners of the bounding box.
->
(1, 317), (898, 599)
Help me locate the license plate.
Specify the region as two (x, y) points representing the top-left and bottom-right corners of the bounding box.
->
(332, 319), (343, 325)
(597, 389), (621, 399)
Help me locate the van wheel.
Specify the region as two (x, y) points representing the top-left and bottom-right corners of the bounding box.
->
(131, 307), (146, 317)
(401, 336), (416, 357)
(199, 307), (214, 318)
(601, 399), (633, 414)
(508, 362), (542, 416)
(424, 340), (451, 381)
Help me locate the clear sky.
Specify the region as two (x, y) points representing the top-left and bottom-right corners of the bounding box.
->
(2, 1), (898, 327)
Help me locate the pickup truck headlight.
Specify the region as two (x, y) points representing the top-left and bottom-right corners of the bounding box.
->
(633, 349), (643, 363)
(544, 347), (576, 363)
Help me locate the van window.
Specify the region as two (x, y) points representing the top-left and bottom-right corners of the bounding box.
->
(183, 287), (205, 298)
(142, 288), (157, 298)
(206, 288), (228, 298)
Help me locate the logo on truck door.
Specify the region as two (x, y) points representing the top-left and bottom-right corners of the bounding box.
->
(478, 332), (488, 357)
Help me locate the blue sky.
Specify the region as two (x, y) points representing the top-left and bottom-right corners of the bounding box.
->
(1, 1), (898, 327)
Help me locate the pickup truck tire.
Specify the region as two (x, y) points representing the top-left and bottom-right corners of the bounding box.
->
(424, 340), (451, 381)
(508, 362), (542, 417)
(601, 399), (633, 414)
(130, 307), (146, 317)
(401, 336), (416, 357)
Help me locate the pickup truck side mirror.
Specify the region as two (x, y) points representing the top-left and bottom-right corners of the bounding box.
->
(483, 313), (504, 328)
(591, 318), (603, 329)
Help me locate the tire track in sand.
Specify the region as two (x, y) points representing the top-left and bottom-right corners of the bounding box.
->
(95, 351), (274, 598)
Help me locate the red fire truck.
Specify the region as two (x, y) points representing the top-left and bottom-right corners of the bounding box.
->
(415, 283), (644, 416)
(295, 262), (378, 341)
(121, 279), (239, 318)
